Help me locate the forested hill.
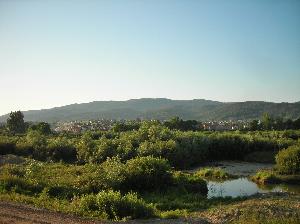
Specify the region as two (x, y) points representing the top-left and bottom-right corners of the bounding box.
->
(1, 98), (300, 122)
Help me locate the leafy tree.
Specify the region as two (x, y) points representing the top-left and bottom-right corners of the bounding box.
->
(29, 122), (52, 135)
(112, 121), (140, 132)
(6, 111), (26, 133)
(164, 117), (201, 131)
(261, 113), (274, 130)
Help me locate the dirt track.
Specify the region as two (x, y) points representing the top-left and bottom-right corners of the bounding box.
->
(0, 201), (209, 224)
(0, 201), (109, 224)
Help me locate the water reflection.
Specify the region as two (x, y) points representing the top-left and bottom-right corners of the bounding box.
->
(207, 177), (300, 198)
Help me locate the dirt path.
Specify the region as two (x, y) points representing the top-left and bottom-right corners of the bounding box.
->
(0, 201), (109, 224)
(0, 201), (209, 224)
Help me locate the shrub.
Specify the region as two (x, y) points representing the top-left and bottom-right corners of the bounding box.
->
(47, 137), (77, 163)
(195, 167), (235, 180)
(78, 190), (156, 220)
(76, 132), (97, 163)
(251, 170), (280, 184)
(160, 209), (188, 219)
(172, 171), (208, 194)
(43, 185), (80, 199)
(124, 156), (172, 191)
(15, 142), (34, 157)
(0, 137), (16, 155)
(0, 175), (43, 195)
(99, 157), (126, 190)
(276, 145), (300, 174)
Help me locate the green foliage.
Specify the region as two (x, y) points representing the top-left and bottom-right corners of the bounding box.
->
(98, 157), (126, 190)
(195, 167), (235, 180)
(244, 151), (276, 163)
(1, 127), (295, 169)
(29, 122), (51, 135)
(112, 121), (140, 132)
(276, 145), (300, 174)
(94, 156), (173, 192)
(251, 170), (280, 184)
(160, 209), (188, 219)
(0, 165), (44, 195)
(172, 171), (208, 194)
(6, 111), (26, 134)
(124, 156), (172, 191)
(77, 190), (156, 220)
(0, 136), (16, 155)
(248, 114), (300, 131)
(77, 132), (97, 163)
(164, 117), (201, 131)
(47, 137), (77, 163)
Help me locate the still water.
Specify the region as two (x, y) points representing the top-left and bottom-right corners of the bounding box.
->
(207, 177), (300, 198)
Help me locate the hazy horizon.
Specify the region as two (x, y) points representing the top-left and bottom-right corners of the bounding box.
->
(1, 0), (300, 115)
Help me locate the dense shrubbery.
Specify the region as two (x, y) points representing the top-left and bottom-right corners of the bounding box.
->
(0, 156), (183, 196)
(92, 156), (173, 192)
(124, 156), (172, 191)
(0, 158), (208, 220)
(172, 171), (208, 194)
(276, 145), (300, 174)
(77, 190), (156, 220)
(0, 125), (296, 169)
(0, 137), (16, 155)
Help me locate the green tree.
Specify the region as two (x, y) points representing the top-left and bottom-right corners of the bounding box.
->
(261, 113), (274, 130)
(6, 111), (26, 133)
(29, 122), (51, 135)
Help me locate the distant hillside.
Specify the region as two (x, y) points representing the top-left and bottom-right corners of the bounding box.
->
(0, 98), (300, 122)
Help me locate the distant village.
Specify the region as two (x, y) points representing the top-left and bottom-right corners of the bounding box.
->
(53, 119), (249, 133)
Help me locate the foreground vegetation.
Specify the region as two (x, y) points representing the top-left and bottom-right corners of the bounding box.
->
(1, 112), (300, 222)
(197, 193), (300, 224)
(251, 144), (300, 185)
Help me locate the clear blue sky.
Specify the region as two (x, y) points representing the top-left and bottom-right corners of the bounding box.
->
(0, 0), (300, 115)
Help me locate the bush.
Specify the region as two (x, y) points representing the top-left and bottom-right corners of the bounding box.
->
(99, 157), (126, 190)
(0, 175), (43, 195)
(195, 167), (235, 180)
(47, 137), (77, 163)
(43, 185), (80, 199)
(251, 170), (280, 184)
(124, 156), (172, 191)
(276, 145), (300, 174)
(78, 190), (156, 220)
(172, 172), (208, 194)
(0, 137), (16, 155)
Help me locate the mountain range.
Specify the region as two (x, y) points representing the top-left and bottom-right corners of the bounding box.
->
(1, 98), (300, 123)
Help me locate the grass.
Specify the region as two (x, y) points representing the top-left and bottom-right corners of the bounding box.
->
(194, 167), (236, 180)
(251, 169), (300, 184)
(197, 193), (300, 224)
(251, 169), (280, 184)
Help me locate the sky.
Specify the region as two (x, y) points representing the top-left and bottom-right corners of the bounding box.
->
(0, 0), (300, 116)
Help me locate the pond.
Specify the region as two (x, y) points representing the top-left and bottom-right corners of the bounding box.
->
(189, 161), (300, 198)
(207, 177), (300, 198)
